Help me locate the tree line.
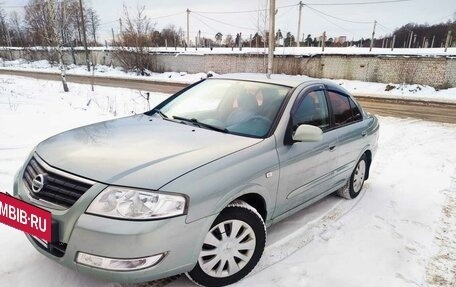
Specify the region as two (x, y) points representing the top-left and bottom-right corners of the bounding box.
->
(0, 1), (186, 49)
(0, 0), (99, 47)
(1, 2), (454, 50)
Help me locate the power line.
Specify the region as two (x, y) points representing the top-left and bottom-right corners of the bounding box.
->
(312, 13), (362, 38)
(429, 13), (455, 24)
(276, 5), (297, 20)
(303, 5), (364, 38)
(192, 14), (219, 34)
(192, 3), (298, 15)
(305, 0), (410, 6)
(149, 11), (185, 20)
(376, 22), (395, 32)
(191, 0), (408, 14)
(304, 5), (373, 24)
(193, 12), (257, 31)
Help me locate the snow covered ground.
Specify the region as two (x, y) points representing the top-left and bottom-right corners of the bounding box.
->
(1, 46), (456, 56)
(0, 75), (455, 287)
(1, 58), (455, 103)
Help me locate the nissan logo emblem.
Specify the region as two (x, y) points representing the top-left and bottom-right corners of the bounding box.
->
(32, 174), (46, 193)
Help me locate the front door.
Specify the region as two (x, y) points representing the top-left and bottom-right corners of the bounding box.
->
(274, 85), (338, 218)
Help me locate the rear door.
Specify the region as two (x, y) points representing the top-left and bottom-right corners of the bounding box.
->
(326, 88), (368, 184)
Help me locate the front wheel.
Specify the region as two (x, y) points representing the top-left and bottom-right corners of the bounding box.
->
(186, 201), (266, 287)
(337, 154), (367, 199)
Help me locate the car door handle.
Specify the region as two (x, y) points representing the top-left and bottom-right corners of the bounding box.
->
(361, 131), (367, 137)
(329, 145), (337, 151)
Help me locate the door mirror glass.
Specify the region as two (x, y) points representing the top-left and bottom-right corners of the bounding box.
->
(292, 124), (323, 142)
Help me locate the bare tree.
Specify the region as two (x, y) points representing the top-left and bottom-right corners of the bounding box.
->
(256, 0), (268, 48)
(0, 7), (11, 47)
(224, 34), (233, 47)
(160, 25), (179, 47)
(113, 5), (156, 74)
(24, 0), (69, 91)
(24, 0), (57, 46)
(9, 11), (24, 47)
(86, 7), (100, 45)
(215, 32), (223, 46)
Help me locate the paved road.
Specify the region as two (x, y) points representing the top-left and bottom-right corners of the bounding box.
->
(0, 69), (185, 94)
(354, 95), (456, 124)
(1, 69), (455, 124)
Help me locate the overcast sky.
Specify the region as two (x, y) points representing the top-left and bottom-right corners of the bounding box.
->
(1, 0), (455, 42)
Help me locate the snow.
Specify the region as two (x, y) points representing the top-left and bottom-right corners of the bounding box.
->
(1, 75), (456, 287)
(1, 46), (456, 56)
(0, 58), (210, 85)
(138, 46), (456, 57)
(1, 59), (456, 103)
(334, 79), (456, 103)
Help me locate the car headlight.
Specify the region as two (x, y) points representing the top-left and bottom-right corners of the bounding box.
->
(86, 186), (187, 220)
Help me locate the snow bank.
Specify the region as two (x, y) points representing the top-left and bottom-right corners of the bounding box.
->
(1, 75), (455, 287)
(1, 59), (455, 103)
(1, 46), (455, 56)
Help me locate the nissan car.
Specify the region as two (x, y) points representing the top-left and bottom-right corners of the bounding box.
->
(14, 73), (379, 286)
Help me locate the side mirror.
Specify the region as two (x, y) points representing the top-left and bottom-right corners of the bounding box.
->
(292, 124), (323, 142)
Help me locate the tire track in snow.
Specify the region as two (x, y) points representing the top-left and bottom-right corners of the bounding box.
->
(426, 169), (456, 287)
(249, 189), (367, 276)
(141, 191), (367, 287)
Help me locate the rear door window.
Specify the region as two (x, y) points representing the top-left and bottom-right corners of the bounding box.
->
(327, 90), (362, 126)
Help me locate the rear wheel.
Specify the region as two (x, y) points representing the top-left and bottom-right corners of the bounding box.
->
(337, 154), (367, 199)
(186, 201), (266, 287)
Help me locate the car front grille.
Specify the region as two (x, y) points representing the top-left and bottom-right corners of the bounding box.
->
(23, 156), (94, 208)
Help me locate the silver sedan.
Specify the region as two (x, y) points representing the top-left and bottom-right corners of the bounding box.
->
(14, 73), (379, 286)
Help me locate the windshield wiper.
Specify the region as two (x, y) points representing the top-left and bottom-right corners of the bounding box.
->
(172, 116), (228, 133)
(152, 108), (168, 119)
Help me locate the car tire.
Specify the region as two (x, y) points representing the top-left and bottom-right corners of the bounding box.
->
(337, 154), (367, 199)
(186, 200), (266, 287)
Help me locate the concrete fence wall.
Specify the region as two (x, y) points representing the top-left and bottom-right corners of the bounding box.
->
(1, 49), (455, 88)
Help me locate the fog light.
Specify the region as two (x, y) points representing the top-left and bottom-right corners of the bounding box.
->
(75, 252), (165, 271)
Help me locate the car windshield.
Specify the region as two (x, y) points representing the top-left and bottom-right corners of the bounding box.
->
(156, 79), (291, 138)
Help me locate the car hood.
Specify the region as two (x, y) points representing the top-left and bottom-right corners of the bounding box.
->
(36, 114), (261, 190)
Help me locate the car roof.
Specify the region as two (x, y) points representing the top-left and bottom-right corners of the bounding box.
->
(212, 73), (342, 90)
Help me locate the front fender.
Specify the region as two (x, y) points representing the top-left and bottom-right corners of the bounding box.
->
(160, 137), (279, 223)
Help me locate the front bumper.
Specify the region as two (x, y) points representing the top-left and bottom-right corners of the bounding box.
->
(24, 213), (215, 283)
(14, 162), (216, 283)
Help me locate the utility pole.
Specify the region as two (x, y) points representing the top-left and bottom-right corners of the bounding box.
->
(408, 31), (413, 48)
(79, 0), (90, 71)
(186, 9), (190, 48)
(111, 28), (115, 46)
(297, 1), (303, 47)
(391, 34), (396, 51)
(267, 0), (275, 78)
(322, 31), (326, 52)
(239, 32), (242, 51)
(369, 20), (376, 52)
(431, 35), (435, 48)
(445, 30), (452, 52)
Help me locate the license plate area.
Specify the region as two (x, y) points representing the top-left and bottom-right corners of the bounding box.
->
(0, 193), (54, 242)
